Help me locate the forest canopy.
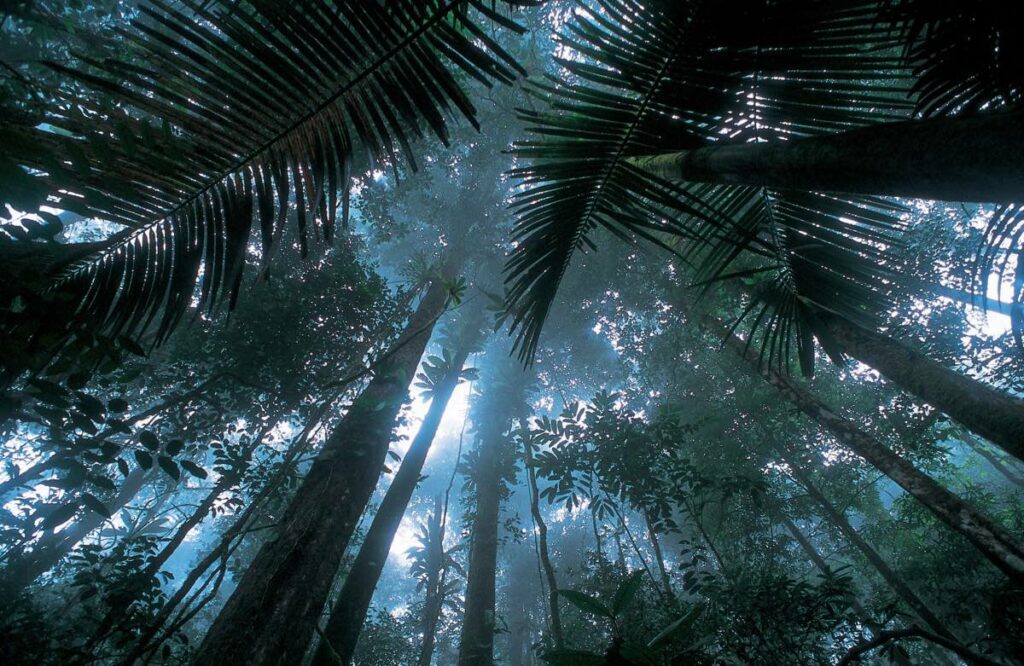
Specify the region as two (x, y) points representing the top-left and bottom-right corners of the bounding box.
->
(1, 1), (1023, 664)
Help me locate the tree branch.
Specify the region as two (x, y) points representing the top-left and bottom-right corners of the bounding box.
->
(837, 626), (1004, 666)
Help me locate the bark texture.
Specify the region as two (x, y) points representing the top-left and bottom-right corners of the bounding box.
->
(711, 319), (1024, 583)
(458, 433), (505, 665)
(630, 109), (1024, 203)
(313, 345), (471, 665)
(824, 315), (1024, 462)
(193, 279), (449, 665)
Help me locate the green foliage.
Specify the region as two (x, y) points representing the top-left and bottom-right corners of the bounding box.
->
(351, 608), (418, 666)
(1, 3), (1023, 665)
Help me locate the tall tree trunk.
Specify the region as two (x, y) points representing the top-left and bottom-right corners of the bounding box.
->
(508, 588), (529, 666)
(778, 513), (916, 665)
(708, 319), (1024, 583)
(313, 344), (471, 665)
(417, 495), (447, 666)
(616, 510), (661, 592)
(630, 109), (1024, 203)
(964, 435), (1024, 487)
(644, 509), (674, 599)
(780, 513), (834, 578)
(0, 465), (151, 604)
(613, 529), (627, 571)
(121, 403), (330, 666)
(193, 279), (450, 665)
(785, 462), (958, 642)
(822, 314), (1024, 462)
(458, 432), (506, 666)
(521, 421), (564, 650)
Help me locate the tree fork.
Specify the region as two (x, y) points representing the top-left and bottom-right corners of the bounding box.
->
(630, 109), (1024, 203)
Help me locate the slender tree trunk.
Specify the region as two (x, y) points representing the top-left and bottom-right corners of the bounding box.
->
(822, 314), (1024, 462)
(644, 509), (674, 598)
(614, 529), (627, 571)
(785, 462), (958, 642)
(90, 415), (283, 646)
(458, 432), (505, 666)
(121, 406), (326, 666)
(418, 495), (446, 666)
(0, 466), (151, 604)
(417, 573), (445, 666)
(780, 514), (834, 576)
(0, 457), (59, 500)
(521, 422), (564, 651)
(616, 510), (660, 592)
(778, 514), (917, 666)
(710, 319), (1024, 583)
(780, 511), (874, 620)
(630, 109), (1024, 203)
(313, 344), (471, 665)
(193, 279), (450, 665)
(963, 434), (1024, 487)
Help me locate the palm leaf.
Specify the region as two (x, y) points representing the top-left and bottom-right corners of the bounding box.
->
(885, 0), (1024, 117)
(2, 0), (536, 343)
(505, 0), (921, 371)
(505, 0), (724, 361)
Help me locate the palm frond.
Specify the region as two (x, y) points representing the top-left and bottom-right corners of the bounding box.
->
(505, 0), (723, 361)
(505, 0), (918, 370)
(886, 0), (1024, 117)
(2, 0), (536, 343)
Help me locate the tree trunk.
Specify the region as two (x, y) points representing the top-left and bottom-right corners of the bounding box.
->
(630, 109), (1024, 203)
(90, 415), (283, 646)
(708, 319), (1024, 583)
(0, 465), (151, 604)
(823, 314), (1024, 463)
(616, 510), (661, 592)
(417, 495), (447, 666)
(521, 422), (564, 650)
(121, 406), (327, 665)
(0, 238), (117, 383)
(614, 529), (627, 571)
(785, 462), (959, 643)
(780, 513), (835, 577)
(964, 435), (1024, 487)
(193, 279), (449, 665)
(644, 509), (674, 599)
(458, 433), (506, 666)
(313, 344), (471, 665)
(0, 457), (59, 500)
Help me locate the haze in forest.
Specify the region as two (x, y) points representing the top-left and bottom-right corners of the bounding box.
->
(1, 1), (1023, 665)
